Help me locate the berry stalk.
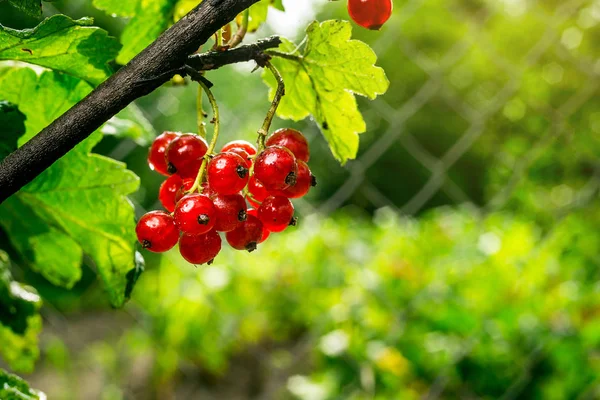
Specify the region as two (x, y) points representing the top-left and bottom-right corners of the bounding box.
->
(196, 85), (208, 138)
(228, 9), (249, 48)
(257, 61), (285, 153)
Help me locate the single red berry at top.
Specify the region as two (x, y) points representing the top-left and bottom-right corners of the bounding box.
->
(179, 231), (222, 265)
(247, 209), (270, 243)
(266, 128), (310, 162)
(258, 196), (296, 233)
(207, 152), (250, 195)
(221, 140), (257, 156)
(174, 194), (217, 235)
(159, 175), (183, 212)
(148, 132), (180, 176)
(175, 178), (195, 203)
(225, 214), (264, 252)
(247, 176), (270, 208)
(224, 148), (252, 168)
(347, 0), (393, 30)
(254, 146), (298, 192)
(212, 193), (248, 232)
(276, 161), (316, 199)
(136, 211), (179, 253)
(165, 134), (208, 179)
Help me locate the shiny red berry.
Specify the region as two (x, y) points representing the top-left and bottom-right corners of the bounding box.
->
(212, 193), (248, 232)
(136, 211), (179, 253)
(175, 178), (195, 203)
(179, 231), (222, 265)
(277, 161), (316, 199)
(207, 152), (250, 195)
(148, 132), (180, 176)
(221, 140), (257, 156)
(247, 176), (270, 208)
(266, 128), (310, 162)
(247, 209), (270, 243)
(225, 214), (264, 252)
(258, 196), (296, 233)
(224, 148), (252, 168)
(174, 194), (217, 235)
(254, 146), (298, 192)
(348, 0), (393, 30)
(165, 134), (208, 179)
(159, 175), (183, 212)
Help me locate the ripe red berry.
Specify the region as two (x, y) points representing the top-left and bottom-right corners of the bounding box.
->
(159, 175), (183, 212)
(224, 148), (252, 168)
(258, 196), (296, 233)
(254, 146), (298, 192)
(200, 182), (218, 199)
(136, 211), (179, 253)
(266, 128), (310, 162)
(221, 140), (257, 156)
(277, 161), (316, 199)
(212, 193), (248, 232)
(207, 152), (250, 195)
(165, 134), (208, 179)
(174, 194), (217, 235)
(247, 209), (270, 243)
(247, 176), (270, 208)
(148, 132), (180, 176)
(175, 178), (195, 203)
(348, 0), (393, 30)
(179, 231), (222, 265)
(225, 214), (264, 252)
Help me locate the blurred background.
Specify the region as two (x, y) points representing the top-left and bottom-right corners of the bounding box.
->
(1, 0), (600, 398)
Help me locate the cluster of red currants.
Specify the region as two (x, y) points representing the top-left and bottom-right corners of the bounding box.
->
(347, 0), (393, 30)
(135, 128), (316, 265)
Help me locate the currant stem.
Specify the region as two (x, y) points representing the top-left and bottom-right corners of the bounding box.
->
(228, 9), (249, 48)
(196, 85), (207, 138)
(257, 61), (285, 152)
(186, 69), (220, 194)
(215, 28), (223, 49)
(265, 50), (303, 62)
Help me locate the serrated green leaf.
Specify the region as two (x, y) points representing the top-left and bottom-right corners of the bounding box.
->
(0, 66), (143, 307)
(102, 103), (156, 145)
(117, 0), (177, 65)
(263, 20), (389, 164)
(0, 101), (24, 161)
(92, 0), (140, 17)
(0, 15), (120, 86)
(0, 368), (45, 399)
(0, 251), (42, 373)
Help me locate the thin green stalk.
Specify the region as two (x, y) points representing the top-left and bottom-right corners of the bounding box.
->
(228, 9), (249, 48)
(196, 85), (207, 138)
(265, 50), (303, 62)
(257, 61), (285, 152)
(215, 28), (223, 49)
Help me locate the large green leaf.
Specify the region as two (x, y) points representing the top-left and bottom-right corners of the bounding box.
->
(116, 0), (177, 65)
(92, 0), (140, 17)
(0, 15), (119, 86)
(0, 251), (42, 373)
(3, 0), (48, 18)
(0, 66), (142, 307)
(0, 101), (24, 161)
(0, 368), (45, 400)
(263, 20), (389, 164)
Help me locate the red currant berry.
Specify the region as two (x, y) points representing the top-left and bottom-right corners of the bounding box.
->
(266, 128), (310, 162)
(247, 209), (270, 243)
(225, 214), (264, 252)
(207, 152), (250, 195)
(212, 193), (248, 232)
(247, 176), (269, 208)
(200, 182), (218, 199)
(258, 196), (296, 233)
(174, 194), (217, 235)
(159, 175), (183, 212)
(179, 231), (222, 265)
(254, 146), (298, 192)
(224, 148), (252, 168)
(148, 132), (180, 176)
(165, 134), (208, 179)
(277, 161), (316, 199)
(221, 140), (257, 156)
(175, 178), (195, 203)
(348, 0), (393, 30)
(136, 211), (179, 253)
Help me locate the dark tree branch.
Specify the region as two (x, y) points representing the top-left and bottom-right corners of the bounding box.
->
(0, 0), (261, 204)
(187, 36), (281, 71)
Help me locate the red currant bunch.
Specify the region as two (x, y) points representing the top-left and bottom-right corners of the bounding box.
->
(136, 129), (316, 265)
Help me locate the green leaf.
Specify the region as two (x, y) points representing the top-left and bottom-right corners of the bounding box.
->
(0, 101), (25, 161)
(101, 103), (156, 145)
(173, 0), (202, 22)
(0, 66), (143, 308)
(247, 0), (284, 32)
(0, 368), (45, 399)
(92, 0), (140, 17)
(0, 251), (42, 373)
(4, 0), (45, 18)
(0, 15), (120, 86)
(117, 0), (176, 65)
(263, 20), (389, 164)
